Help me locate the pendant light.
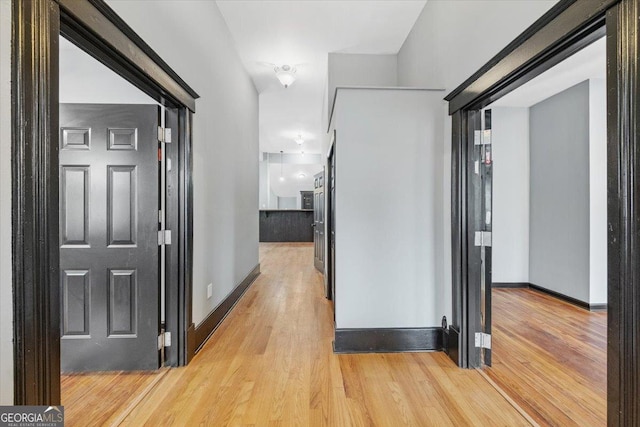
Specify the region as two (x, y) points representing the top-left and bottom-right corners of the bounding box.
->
(279, 150), (285, 181)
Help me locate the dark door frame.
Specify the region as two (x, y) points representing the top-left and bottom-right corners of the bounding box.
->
(12, 0), (198, 404)
(445, 0), (640, 423)
(325, 131), (336, 305)
(313, 170), (325, 274)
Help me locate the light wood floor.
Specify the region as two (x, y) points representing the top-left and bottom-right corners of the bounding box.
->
(61, 243), (606, 426)
(119, 242), (528, 426)
(489, 288), (607, 426)
(61, 369), (166, 426)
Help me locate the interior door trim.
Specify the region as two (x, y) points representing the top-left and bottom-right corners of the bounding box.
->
(445, 0), (640, 423)
(12, 0), (61, 405)
(12, 0), (197, 404)
(445, 0), (613, 113)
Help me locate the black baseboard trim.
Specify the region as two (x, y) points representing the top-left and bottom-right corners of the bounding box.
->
(528, 283), (592, 310)
(495, 282), (607, 312)
(333, 327), (443, 353)
(492, 282), (530, 288)
(194, 264), (261, 353)
(446, 326), (460, 367)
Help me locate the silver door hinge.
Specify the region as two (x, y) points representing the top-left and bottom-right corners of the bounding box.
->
(158, 331), (172, 349)
(158, 230), (172, 245)
(158, 127), (172, 143)
(482, 129), (492, 145)
(474, 129), (492, 146)
(474, 231), (492, 247)
(475, 332), (492, 349)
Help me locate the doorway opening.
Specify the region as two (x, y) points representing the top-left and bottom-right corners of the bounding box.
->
(12, 0), (198, 405)
(59, 36), (163, 372)
(58, 34), (171, 422)
(446, 0), (640, 423)
(483, 35), (607, 425)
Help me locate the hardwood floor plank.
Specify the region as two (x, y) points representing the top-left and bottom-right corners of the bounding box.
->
(61, 370), (165, 427)
(487, 288), (606, 426)
(70, 243), (535, 426)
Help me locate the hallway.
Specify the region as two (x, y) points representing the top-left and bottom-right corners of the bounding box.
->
(94, 243), (526, 426)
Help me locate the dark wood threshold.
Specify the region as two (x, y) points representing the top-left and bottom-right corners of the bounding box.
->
(333, 327), (443, 353)
(492, 282), (607, 311)
(191, 264), (261, 354)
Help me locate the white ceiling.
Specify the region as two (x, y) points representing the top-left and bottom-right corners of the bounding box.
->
(216, 0), (426, 155)
(491, 36), (605, 108)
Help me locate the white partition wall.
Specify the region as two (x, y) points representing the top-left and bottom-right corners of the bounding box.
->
(330, 88), (446, 330)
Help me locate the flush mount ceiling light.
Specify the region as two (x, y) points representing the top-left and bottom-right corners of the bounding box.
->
(275, 65), (296, 88)
(298, 173), (306, 179)
(295, 134), (304, 145)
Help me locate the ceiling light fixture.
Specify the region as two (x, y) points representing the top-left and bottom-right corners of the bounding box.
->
(298, 173), (306, 179)
(279, 150), (285, 182)
(275, 65), (296, 88)
(295, 134), (304, 145)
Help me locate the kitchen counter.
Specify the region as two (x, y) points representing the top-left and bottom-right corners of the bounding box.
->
(259, 210), (314, 242)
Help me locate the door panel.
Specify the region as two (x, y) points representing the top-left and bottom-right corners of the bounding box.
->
(313, 172), (325, 273)
(60, 166), (90, 246)
(107, 165), (137, 246)
(61, 270), (90, 336)
(59, 103), (159, 372)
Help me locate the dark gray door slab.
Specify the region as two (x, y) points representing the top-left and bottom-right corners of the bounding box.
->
(313, 171), (325, 274)
(59, 103), (159, 372)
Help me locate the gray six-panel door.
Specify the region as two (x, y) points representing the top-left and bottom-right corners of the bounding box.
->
(59, 104), (159, 372)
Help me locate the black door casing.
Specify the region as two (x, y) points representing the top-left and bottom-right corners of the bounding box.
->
(327, 144), (336, 309)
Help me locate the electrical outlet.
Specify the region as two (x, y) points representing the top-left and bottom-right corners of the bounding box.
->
(207, 283), (213, 299)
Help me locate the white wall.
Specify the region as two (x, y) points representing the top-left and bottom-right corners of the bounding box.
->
(258, 159), (270, 209)
(397, 1), (557, 91)
(492, 81), (605, 304)
(328, 53), (397, 116)
(108, 1), (259, 326)
(59, 38), (156, 104)
(491, 108), (530, 283)
(332, 89), (445, 328)
(396, 0), (557, 324)
(278, 197), (297, 210)
(589, 78), (607, 304)
(0, 0), (13, 406)
(529, 81), (590, 303)
(260, 152), (322, 205)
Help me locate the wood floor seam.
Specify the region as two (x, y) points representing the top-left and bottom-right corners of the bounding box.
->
(109, 367), (171, 427)
(477, 367), (540, 427)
